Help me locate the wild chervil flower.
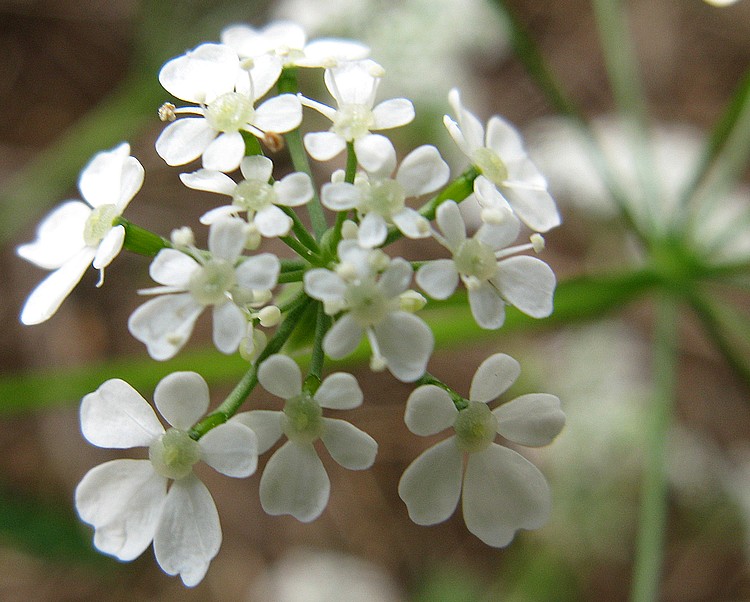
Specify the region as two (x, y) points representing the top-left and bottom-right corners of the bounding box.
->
(398, 353), (565, 547)
(233, 354), (377, 522)
(304, 241), (433, 381)
(416, 200), (555, 329)
(301, 59), (415, 172)
(17, 143), (143, 325)
(128, 218), (280, 360)
(156, 43), (302, 172)
(75, 371), (257, 586)
(444, 88), (560, 233)
(321, 140), (450, 248)
(180, 155), (313, 237)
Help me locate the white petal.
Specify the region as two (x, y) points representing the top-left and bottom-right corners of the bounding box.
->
(325, 60), (379, 104)
(258, 353), (302, 399)
(212, 302), (245, 353)
(475, 218), (521, 251)
(180, 169), (236, 196)
(253, 94), (302, 133)
(378, 257), (412, 298)
(495, 256), (556, 318)
(354, 134), (395, 173)
(149, 248), (198, 287)
(208, 217), (246, 261)
(469, 353), (521, 403)
(115, 155), (145, 211)
(304, 268), (347, 301)
(233, 410), (283, 454)
(392, 208), (430, 239)
(19, 247), (95, 325)
(374, 312), (433, 382)
(486, 115), (526, 162)
(468, 282), (506, 330)
(154, 476), (221, 587)
(357, 212), (387, 248)
(81, 378), (163, 448)
(17, 200), (89, 269)
(323, 314), (363, 359)
(239, 154), (273, 181)
(494, 394), (565, 447)
(159, 43), (239, 104)
(404, 385), (458, 436)
(128, 294), (203, 360)
(202, 131), (245, 172)
(254, 205), (292, 237)
(154, 371), (210, 429)
(436, 200), (466, 249)
(302, 39), (370, 66)
(92, 224), (125, 270)
(260, 441), (330, 522)
(462, 445), (551, 547)
(199, 420), (258, 477)
(200, 205), (239, 225)
(396, 145), (450, 197)
(447, 88), (484, 154)
(474, 174), (512, 211)
(371, 98), (415, 130)
(398, 437), (463, 525)
(502, 179), (561, 233)
(78, 143), (131, 208)
(314, 372), (363, 410)
(321, 418), (377, 470)
(304, 131), (346, 161)
(274, 172), (313, 207)
(75, 459), (165, 561)
(246, 53), (283, 98)
(416, 260), (458, 300)
(321, 181), (360, 211)
(155, 118), (215, 167)
(235, 253), (280, 290)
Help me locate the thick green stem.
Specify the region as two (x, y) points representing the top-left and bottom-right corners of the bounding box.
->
(279, 205), (321, 254)
(629, 294), (679, 602)
(116, 217), (170, 257)
(304, 302), (329, 393)
(280, 235), (321, 264)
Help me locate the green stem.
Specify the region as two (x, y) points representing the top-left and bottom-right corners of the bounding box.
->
(280, 235), (321, 264)
(278, 269), (306, 283)
(116, 217), (170, 257)
(305, 302), (329, 392)
(279, 205), (321, 254)
(414, 372), (467, 410)
(630, 294), (679, 602)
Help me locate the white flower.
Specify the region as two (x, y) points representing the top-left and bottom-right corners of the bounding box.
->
(301, 59), (415, 172)
(17, 143), (143, 325)
(221, 20), (369, 69)
(304, 241), (434, 381)
(155, 43), (302, 172)
(416, 200), (555, 329)
(444, 88), (560, 233)
(233, 354), (377, 522)
(704, 0), (739, 5)
(398, 353), (565, 547)
(75, 372), (258, 586)
(321, 140), (450, 247)
(180, 155), (313, 237)
(128, 218), (280, 360)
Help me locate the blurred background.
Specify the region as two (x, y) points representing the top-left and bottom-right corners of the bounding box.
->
(1, 0), (749, 600)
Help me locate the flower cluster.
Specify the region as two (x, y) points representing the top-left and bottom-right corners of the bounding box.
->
(18, 20), (564, 586)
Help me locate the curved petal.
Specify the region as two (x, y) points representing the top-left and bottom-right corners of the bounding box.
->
(155, 118), (215, 167)
(357, 212), (387, 248)
(81, 378), (163, 448)
(75, 459), (165, 561)
(303, 268), (347, 302)
(128, 293), (203, 360)
(404, 385), (458, 436)
(416, 260), (459, 300)
(254, 205), (292, 237)
(239, 154), (273, 181)
(321, 418), (377, 470)
(257, 353), (302, 399)
(314, 372), (363, 410)
(494, 393), (565, 447)
(235, 253), (280, 290)
(398, 436), (463, 525)
(148, 248), (198, 288)
(259, 441), (330, 522)
(232, 410), (283, 454)
(200, 205), (238, 225)
(446, 89), (484, 154)
(199, 420), (258, 477)
(180, 169), (236, 196)
(92, 224), (125, 270)
(246, 53), (283, 98)
(159, 43), (239, 104)
(17, 200), (89, 270)
(304, 131), (346, 161)
(374, 312), (433, 382)
(469, 353), (521, 403)
(212, 302), (245, 354)
(153, 476), (221, 587)
(436, 200), (466, 249)
(325, 60), (379, 104)
(154, 371), (210, 429)
(378, 257), (412, 298)
(462, 445), (551, 547)
(323, 314), (363, 359)
(208, 217), (246, 261)
(495, 256), (556, 319)
(486, 115), (526, 162)
(391, 208), (430, 239)
(502, 180), (561, 233)
(275, 172), (313, 206)
(301, 39), (369, 66)
(354, 134), (395, 173)
(253, 94), (302, 133)
(78, 143), (131, 208)
(202, 131), (245, 172)
(468, 282), (506, 330)
(371, 98), (415, 130)
(397, 145), (450, 197)
(321, 181), (360, 211)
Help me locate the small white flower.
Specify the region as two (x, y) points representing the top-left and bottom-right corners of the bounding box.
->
(321, 140), (450, 248)
(128, 218), (280, 360)
(221, 20), (369, 69)
(416, 200), (556, 329)
(156, 43), (302, 172)
(304, 241), (434, 382)
(180, 155), (313, 238)
(444, 88), (560, 232)
(17, 143), (143, 325)
(398, 353), (565, 547)
(301, 59), (415, 172)
(233, 354), (377, 522)
(75, 372), (257, 586)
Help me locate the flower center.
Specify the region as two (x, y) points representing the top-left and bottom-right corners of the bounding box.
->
(206, 92), (256, 132)
(332, 103), (375, 140)
(454, 401), (498, 453)
(282, 393), (324, 444)
(83, 204), (118, 247)
(232, 179), (276, 212)
(149, 428), (201, 480)
(360, 179), (405, 217)
(189, 259), (236, 305)
(344, 279), (390, 326)
(472, 147), (508, 186)
(454, 239), (498, 281)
